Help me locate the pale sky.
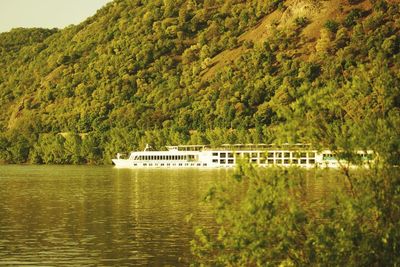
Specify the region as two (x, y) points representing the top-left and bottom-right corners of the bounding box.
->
(0, 0), (113, 33)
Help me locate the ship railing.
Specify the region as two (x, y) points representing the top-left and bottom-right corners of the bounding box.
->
(202, 143), (313, 151)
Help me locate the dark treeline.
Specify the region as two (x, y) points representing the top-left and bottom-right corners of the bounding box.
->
(0, 0), (399, 164)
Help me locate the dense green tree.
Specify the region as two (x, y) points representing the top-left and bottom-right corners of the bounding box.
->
(192, 164), (400, 266)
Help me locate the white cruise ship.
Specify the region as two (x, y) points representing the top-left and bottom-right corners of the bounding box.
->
(112, 144), (373, 168)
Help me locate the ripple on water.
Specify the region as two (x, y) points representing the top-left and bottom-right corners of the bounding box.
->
(0, 166), (225, 266)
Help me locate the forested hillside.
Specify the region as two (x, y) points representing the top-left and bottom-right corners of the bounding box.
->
(0, 0), (399, 164)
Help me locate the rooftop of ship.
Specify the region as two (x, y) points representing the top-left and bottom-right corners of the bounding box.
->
(165, 143), (313, 152)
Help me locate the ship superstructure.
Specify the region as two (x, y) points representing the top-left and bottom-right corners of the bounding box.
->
(112, 144), (373, 168)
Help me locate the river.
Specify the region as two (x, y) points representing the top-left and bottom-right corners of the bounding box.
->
(0, 165), (231, 266)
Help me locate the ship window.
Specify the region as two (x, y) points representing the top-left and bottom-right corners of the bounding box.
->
(228, 153), (234, 158)
(276, 152), (282, 158)
(220, 159), (226, 164)
(268, 152), (274, 158)
(212, 152), (218, 156)
(203, 163), (207, 166)
(276, 159), (282, 164)
(161, 163), (164, 166)
(259, 153), (266, 158)
(251, 153), (257, 158)
(284, 152), (290, 158)
(197, 163), (201, 166)
(284, 159), (290, 164)
(228, 159), (234, 164)
(268, 159), (274, 164)
(251, 159), (257, 163)
(173, 163), (176, 166)
(191, 163), (195, 166)
(300, 159), (307, 164)
(308, 152), (316, 158)
(212, 159), (218, 163)
(309, 159), (315, 164)
(185, 163), (188, 166)
(167, 163), (170, 166)
(179, 163), (182, 166)
(292, 159), (298, 164)
(133, 163), (137, 166)
(260, 159), (266, 164)
(149, 163), (153, 166)
(300, 152), (307, 158)
(220, 153), (226, 158)
(322, 154), (335, 160)
(143, 163), (147, 166)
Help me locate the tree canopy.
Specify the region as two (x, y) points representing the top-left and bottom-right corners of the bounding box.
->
(0, 0), (399, 164)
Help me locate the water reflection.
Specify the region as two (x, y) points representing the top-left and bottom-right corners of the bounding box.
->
(0, 166), (230, 266)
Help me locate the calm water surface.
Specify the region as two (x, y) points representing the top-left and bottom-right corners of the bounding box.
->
(0, 165), (231, 266)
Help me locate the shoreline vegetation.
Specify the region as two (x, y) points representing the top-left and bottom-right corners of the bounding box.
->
(191, 163), (400, 266)
(0, 0), (399, 166)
